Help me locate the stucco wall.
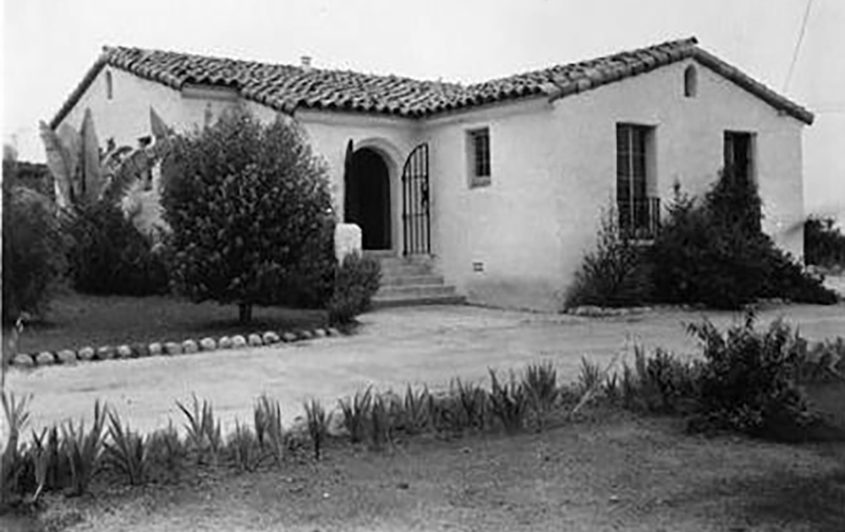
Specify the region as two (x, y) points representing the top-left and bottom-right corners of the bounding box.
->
(549, 58), (806, 301)
(423, 98), (565, 310)
(55, 58), (807, 311)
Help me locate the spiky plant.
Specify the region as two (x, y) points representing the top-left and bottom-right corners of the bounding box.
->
(147, 420), (187, 483)
(176, 394), (222, 466)
(577, 356), (603, 395)
(523, 361), (559, 430)
(487, 370), (527, 434)
(30, 425), (67, 493)
(303, 399), (331, 461)
(1, 392), (32, 507)
(61, 400), (107, 496)
(103, 411), (149, 486)
(228, 420), (259, 472)
(400, 385), (431, 435)
(452, 378), (488, 431)
(368, 394), (393, 451)
(254, 394), (285, 466)
(338, 386), (373, 443)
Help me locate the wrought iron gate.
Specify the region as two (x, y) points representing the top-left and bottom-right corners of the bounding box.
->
(401, 143), (430, 255)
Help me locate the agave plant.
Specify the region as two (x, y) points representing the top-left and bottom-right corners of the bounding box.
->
(61, 400), (107, 496)
(523, 361), (559, 430)
(1, 392), (32, 507)
(303, 399), (331, 461)
(400, 385), (431, 435)
(253, 394), (285, 466)
(146, 420), (187, 483)
(228, 420), (260, 472)
(338, 386), (373, 443)
(176, 394), (222, 466)
(103, 411), (149, 486)
(487, 369), (527, 434)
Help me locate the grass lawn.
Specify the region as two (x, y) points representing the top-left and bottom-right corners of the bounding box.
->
(7, 291), (328, 355)
(6, 410), (845, 532)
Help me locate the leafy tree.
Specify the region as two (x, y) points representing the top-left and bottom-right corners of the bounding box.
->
(161, 108), (335, 323)
(2, 156), (66, 324)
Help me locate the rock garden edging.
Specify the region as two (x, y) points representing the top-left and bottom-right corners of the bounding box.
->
(10, 326), (343, 369)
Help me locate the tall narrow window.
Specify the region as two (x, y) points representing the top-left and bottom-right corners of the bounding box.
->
(105, 71), (113, 100)
(723, 131), (753, 184)
(617, 124), (658, 239)
(683, 65), (697, 98)
(467, 127), (491, 187)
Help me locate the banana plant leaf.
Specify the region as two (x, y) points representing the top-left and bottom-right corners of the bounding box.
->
(79, 109), (103, 205)
(39, 121), (75, 208)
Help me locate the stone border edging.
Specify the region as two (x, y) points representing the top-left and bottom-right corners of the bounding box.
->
(10, 326), (343, 369)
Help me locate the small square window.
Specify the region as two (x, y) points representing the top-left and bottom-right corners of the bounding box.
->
(467, 127), (491, 187)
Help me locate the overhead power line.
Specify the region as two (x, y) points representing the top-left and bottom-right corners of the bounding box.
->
(783, 0), (814, 92)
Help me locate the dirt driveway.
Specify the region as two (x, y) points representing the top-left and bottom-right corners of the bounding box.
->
(7, 303), (845, 434)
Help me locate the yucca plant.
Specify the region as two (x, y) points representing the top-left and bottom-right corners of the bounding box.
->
(303, 399), (331, 461)
(1, 392), (32, 507)
(253, 394), (285, 466)
(228, 420), (259, 472)
(523, 361), (559, 430)
(103, 411), (149, 486)
(452, 378), (488, 431)
(577, 356), (603, 395)
(603, 372), (620, 402)
(338, 386), (373, 443)
(176, 394), (222, 466)
(400, 385), (431, 435)
(30, 425), (67, 493)
(368, 394), (394, 451)
(61, 400), (107, 496)
(147, 421), (187, 483)
(487, 370), (527, 434)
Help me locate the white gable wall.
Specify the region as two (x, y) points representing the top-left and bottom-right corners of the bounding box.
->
(549, 58), (805, 302)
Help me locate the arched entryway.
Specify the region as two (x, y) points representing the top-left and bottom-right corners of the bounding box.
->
(344, 147), (392, 250)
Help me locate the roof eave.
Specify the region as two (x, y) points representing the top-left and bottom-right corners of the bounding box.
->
(49, 55), (109, 129)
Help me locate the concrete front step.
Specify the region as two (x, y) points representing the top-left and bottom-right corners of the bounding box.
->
(372, 294), (466, 308)
(367, 253), (465, 307)
(373, 284), (465, 307)
(381, 274), (445, 287)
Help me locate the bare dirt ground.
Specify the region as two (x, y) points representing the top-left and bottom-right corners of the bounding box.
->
(4, 411), (844, 532)
(7, 303), (845, 436)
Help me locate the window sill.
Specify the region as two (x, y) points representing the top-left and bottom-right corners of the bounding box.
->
(469, 176), (491, 189)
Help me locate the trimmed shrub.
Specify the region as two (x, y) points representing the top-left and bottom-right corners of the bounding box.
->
(2, 179), (66, 324)
(650, 173), (836, 309)
(327, 253), (382, 326)
(565, 204), (651, 308)
(66, 202), (169, 296)
(805, 216), (845, 268)
(161, 107), (335, 324)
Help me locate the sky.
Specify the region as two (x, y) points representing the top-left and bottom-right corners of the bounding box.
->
(2, 0), (843, 218)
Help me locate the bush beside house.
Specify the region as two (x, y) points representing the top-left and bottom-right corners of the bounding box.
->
(328, 253), (382, 326)
(567, 169), (838, 311)
(805, 216), (845, 269)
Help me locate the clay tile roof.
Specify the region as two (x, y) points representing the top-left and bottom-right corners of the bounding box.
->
(49, 37), (814, 128)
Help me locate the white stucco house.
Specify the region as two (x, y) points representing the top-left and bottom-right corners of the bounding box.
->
(50, 37), (813, 311)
